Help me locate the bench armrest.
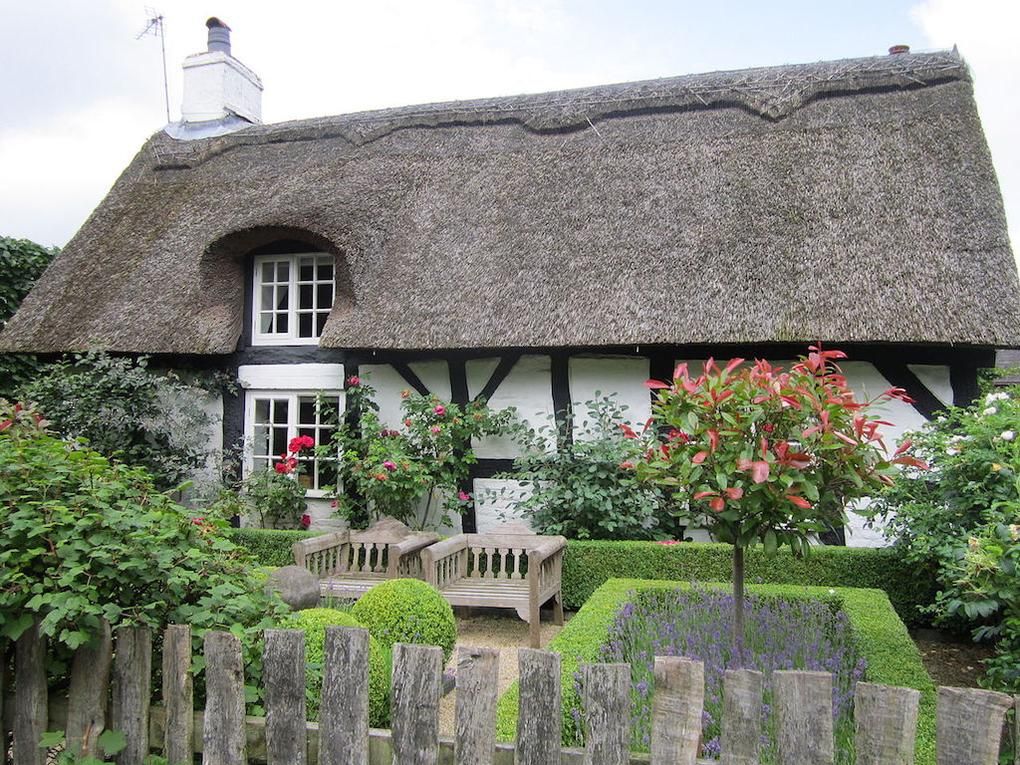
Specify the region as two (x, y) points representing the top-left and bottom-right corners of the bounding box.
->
(527, 536), (567, 564)
(293, 532), (349, 576)
(386, 532), (441, 576)
(421, 535), (468, 588)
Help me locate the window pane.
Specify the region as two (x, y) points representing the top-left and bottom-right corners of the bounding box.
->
(259, 313), (273, 333)
(298, 427), (317, 445)
(298, 312), (313, 338)
(276, 262), (289, 282)
(299, 284), (313, 310)
(276, 286), (289, 311)
(317, 260), (333, 281)
(260, 286), (274, 310)
(253, 425), (270, 456)
(255, 399), (270, 423)
(316, 312), (328, 336)
(272, 399), (289, 424)
(317, 283), (333, 309)
(318, 460), (338, 488)
(277, 313), (289, 333)
(299, 258), (314, 281)
(261, 261), (275, 283)
(298, 399), (316, 424)
(271, 426), (288, 456)
(253, 456), (271, 473)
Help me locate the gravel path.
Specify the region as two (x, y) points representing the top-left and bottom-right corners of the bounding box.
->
(438, 609), (567, 736)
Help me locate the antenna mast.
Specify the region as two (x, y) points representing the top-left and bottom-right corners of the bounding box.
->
(137, 9), (171, 123)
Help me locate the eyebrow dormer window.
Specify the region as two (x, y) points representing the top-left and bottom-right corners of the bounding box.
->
(252, 252), (334, 345)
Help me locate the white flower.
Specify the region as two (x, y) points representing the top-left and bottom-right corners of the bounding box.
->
(946, 448), (959, 456)
(985, 392), (1009, 404)
(983, 406), (998, 416)
(949, 435), (967, 443)
(1001, 431), (1016, 441)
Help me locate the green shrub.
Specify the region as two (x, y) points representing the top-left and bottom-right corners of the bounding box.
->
(280, 608), (390, 726)
(221, 528), (937, 628)
(0, 236), (57, 399)
(352, 579), (457, 661)
(495, 579), (936, 764)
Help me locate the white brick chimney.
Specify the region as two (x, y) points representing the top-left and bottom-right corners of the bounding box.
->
(181, 18), (262, 125)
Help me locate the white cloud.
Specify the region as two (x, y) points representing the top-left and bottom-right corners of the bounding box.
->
(911, 0), (1020, 257)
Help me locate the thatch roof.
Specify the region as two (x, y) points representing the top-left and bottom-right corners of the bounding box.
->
(3, 49), (1019, 354)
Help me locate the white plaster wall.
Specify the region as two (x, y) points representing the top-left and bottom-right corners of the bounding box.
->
(361, 361), (451, 430)
(238, 363), (344, 390)
(472, 478), (534, 532)
(907, 364), (954, 409)
(467, 355), (556, 457)
(569, 356), (652, 440)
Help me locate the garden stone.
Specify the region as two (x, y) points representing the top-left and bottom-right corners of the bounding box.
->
(266, 566), (320, 610)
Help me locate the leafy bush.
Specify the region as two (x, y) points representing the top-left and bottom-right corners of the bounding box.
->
(351, 579), (457, 661)
(503, 395), (669, 540)
(18, 351), (216, 491)
(0, 401), (287, 706)
(331, 376), (517, 529)
(869, 386), (1020, 689)
(494, 579), (936, 764)
(223, 528), (938, 627)
(0, 236), (57, 399)
(280, 608), (391, 726)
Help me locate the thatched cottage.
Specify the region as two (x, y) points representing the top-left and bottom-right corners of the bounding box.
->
(3, 21), (1019, 544)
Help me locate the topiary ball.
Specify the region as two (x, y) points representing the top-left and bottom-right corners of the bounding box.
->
(352, 579), (457, 662)
(279, 607), (391, 727)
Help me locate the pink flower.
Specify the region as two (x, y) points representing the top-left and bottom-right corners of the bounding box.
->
(382, 460), (397, 472)
(401, 389), (411, 399)
(656, 539), (680, 546)
(300, 514), (312, 529)
(347, 375), (361, 387)
(273, 461), (290, 474)
(430, 426), (441, 434)
(618, 460), (635, 470)
(434, 405), (446, 416)
(289, 435), (315, 453)
(458, 490), (471, 502)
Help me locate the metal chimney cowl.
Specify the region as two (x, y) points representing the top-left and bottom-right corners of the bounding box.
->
(180, 17), (263, 125)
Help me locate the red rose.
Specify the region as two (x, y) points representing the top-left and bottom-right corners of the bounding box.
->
(300, 514), (312, 528)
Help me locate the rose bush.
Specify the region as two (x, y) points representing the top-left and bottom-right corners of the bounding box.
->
(329, 377), (516, 529)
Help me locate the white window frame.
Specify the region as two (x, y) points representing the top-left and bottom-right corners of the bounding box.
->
(251, 252), (335, 346)
(243, 388), (344, 498)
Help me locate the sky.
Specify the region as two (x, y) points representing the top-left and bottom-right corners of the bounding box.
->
(1, 0), (1018, 253)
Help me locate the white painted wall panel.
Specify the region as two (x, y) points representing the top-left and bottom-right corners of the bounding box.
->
(472, 478), (534, 532)
(238, 363), (344, 390)
(467, 355), (556, 457)
(907, 364), (954, 409)
(569, 356), (652, 440)
(409, 360), (452, 401)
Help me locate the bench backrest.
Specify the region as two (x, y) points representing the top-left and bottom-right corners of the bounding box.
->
(293, 518), (423, 578)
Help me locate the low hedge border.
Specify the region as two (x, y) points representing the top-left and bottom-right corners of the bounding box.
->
(227, 529), (937, 627)
(493, 578), (936, 764)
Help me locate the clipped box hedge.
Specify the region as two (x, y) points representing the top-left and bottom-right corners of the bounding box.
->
(227, 529), (937, 627)
(494, 578), (937, 764)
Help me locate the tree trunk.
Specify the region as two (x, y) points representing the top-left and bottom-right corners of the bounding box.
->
(733, 544), (745, 665)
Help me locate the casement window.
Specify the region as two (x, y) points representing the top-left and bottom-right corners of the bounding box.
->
(252, 253), (335, 345)
(240, 364), (346, 497)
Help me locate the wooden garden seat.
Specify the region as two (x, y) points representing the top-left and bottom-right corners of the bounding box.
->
(421, 522), (566, 648)
(292, 517), (439, 600)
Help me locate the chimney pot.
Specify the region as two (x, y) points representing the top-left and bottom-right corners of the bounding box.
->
(888, 44), (910, 55)
(206, 17), (232, 55)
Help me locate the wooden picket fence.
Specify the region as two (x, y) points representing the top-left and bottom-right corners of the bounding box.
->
(2, 620), (1019, 765)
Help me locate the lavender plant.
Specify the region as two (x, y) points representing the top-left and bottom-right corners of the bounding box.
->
(592, 587), (866, 763)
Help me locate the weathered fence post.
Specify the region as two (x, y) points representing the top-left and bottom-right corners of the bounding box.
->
(773, 670), (833, 765)
(203, 631), (247, 765)
(0, 639), (5, 761)
(936, 686), (1013, 765)
(580, 663), (630, 765)
(390, 642), (442, 765)
(454, 646), (499, 765)
(853, 682), (919, 765)
(66, 618), (113, 760)
(650, 657), (704, 765)
(1014, 695), (1019, 765)
(13, 619), (47, 765)
(516, 648), (561, 765)
(112, 625), (152, 765)
(264, 629), (307, 765)
(720, 668), (762, 765)
(319, 626), (370, 765)
(162, 624), (194, 765)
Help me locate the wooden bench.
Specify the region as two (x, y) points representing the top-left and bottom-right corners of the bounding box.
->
(421, 523), (566, 648)
(292, 517), (439, 601)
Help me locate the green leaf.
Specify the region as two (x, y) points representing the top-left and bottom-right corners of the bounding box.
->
(763, 529), (778, 556)
(98, 728), (127, 755)
(39, 731), (65, 748)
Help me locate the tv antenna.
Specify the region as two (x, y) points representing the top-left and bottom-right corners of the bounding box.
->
(137, 8), (171, 123)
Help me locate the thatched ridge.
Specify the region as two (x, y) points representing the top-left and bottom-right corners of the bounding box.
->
(2, 49), (1018, 354)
